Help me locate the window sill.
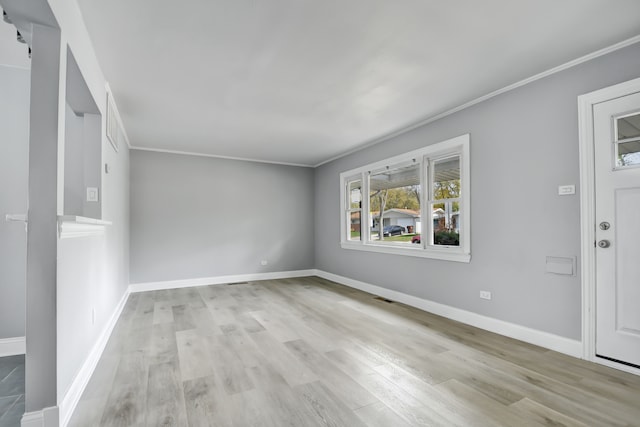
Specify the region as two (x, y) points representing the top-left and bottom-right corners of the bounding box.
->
(340, 241), (471, 263)
(58, 215), (112, 239)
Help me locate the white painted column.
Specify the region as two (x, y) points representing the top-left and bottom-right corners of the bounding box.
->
(25, 23), (61, 422)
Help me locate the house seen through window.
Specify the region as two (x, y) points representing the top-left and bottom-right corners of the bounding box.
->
(340, 134), (470, 262)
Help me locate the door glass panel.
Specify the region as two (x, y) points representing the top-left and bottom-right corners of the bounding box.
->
(616, 140), (640, 167)
(617, 112), (640, 141)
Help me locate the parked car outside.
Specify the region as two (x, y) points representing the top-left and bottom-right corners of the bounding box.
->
(383, 225), (405, 236)
(411, 234), (421, 244)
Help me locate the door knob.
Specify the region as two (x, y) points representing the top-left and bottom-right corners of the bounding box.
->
(598, 240), (611, 248)
(599, 222), (610, 231)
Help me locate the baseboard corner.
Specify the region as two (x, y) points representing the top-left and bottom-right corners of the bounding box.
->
(21, 406), (59, 427)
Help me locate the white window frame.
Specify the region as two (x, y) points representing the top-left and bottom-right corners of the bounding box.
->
(339, 134), (471, 263)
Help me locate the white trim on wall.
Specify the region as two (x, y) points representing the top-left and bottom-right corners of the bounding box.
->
(104, 82), (131, 149)
(577, 76), (640, 375)
(128, 269), (317, 293)
(314, 270), (583, 358)
(58, 289), (130, 427)
(0, 336), (25, 356)
(315, 35), (640, 168)
(129, 147), (312, 169)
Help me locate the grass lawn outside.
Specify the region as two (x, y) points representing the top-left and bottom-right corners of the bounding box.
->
(384, 233), (417, 242)
(352, 231), (419, 243)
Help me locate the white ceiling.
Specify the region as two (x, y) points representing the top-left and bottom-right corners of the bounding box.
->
(76, 0), (640, 166)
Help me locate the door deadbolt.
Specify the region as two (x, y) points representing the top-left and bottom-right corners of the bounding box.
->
(598, 240), (611, 248)
(599, 222), (610, 231)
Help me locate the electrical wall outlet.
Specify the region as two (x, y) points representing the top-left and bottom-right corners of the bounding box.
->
(87, 187), (99, 202)
(479, 291), (492, 300)
(558, 185), (575, 195)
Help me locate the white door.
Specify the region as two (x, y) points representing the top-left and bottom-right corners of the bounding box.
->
(594, 91), (640, 367)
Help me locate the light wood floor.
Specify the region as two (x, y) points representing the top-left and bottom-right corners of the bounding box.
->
(69, 277), (640, 426)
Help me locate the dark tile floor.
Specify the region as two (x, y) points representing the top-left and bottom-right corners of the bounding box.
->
(0, 355), (24, 427)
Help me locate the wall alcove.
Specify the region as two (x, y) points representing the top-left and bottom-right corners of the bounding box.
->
(59, 48), (111, 238)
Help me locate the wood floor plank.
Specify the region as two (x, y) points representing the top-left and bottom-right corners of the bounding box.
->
(183, 375), (233, 427)
(99, 351), (148, 427)
(284, 339), (378, 410)
(434, 379), (541, 427)
(148, 323), (178, 365)
(509, 397), (589, 427)
(176, 329), (214, 382)
(152, 301), (174, 325)
(145, 359), (187, 426)
(294, 381), (369, 427)
(206, 334), (255, 395)
(348, 370), (450, 426)
(171, 304), (196, 331)
(352, 401), (413, 427)
(244, 365), (319, 427)
(372, 363), (501, 427)
(249, 310), (301, 342)
(248, 331), (318, 388)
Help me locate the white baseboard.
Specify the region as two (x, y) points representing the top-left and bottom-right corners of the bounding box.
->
(313, 270), (583, 358)
(22, 406), (59, 427)
(58, 289), (130, 427)
(0, 336), (26, 356)
(128, 269), (317, 293)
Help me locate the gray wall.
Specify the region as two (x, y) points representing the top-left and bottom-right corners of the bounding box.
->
(0, 64), (29, 340)
(314, 42), (640, 341)
(57, 127), (130, 400)
(130, 150), (315, 283)
(63, 105), (102, 219)
(63, 103), (84, 216)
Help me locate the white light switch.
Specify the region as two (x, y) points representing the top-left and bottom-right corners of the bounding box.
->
(87, 187), (99, 202)
(558, 185), (575, 195)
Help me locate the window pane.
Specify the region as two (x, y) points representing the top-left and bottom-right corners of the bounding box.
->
(348, 180), (362, 209)
(431, 203), (460, 246)
(348, 211), (361, 241)
(617, 140), (640, 167)
(617, 113), (640, 141)
(433, 157), (460, 200)
(369, 163), (421, 243)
